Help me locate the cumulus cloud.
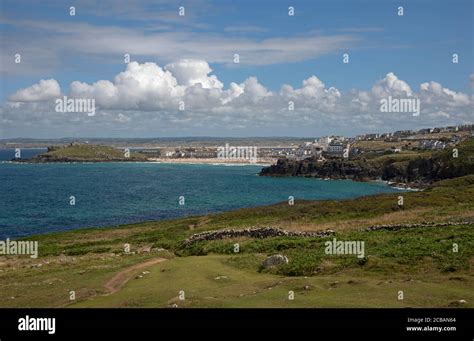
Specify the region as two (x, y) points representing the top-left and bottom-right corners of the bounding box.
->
(280, 76), (341, 111)
(419, 81), (470, 107)
(349, 73), (419, 116)
(67, 60), (273, 111)
(236, 77), (272, 103)
(70, 62), (182, 110)
(165, 59), (223, 89)
(371, 72), (413, 98)
(2, 60), (472, 137)
(8, 79), (61, 102)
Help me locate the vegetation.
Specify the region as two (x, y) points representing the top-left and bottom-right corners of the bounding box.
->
(26, 144), (148, 162)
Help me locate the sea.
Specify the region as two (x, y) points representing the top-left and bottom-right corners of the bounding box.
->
(0, 148), (400, 238)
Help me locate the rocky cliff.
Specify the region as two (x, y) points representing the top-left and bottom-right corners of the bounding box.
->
(260, 139), (474, 186)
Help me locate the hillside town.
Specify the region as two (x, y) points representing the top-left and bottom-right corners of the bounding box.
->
(140, 124), (474, 162)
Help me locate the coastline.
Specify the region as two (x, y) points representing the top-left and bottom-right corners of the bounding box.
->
(259, 172), (425, 190)
(147, 157), (276, 166)
(3, 157), (276, 166)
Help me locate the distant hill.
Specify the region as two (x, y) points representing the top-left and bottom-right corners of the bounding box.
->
(260, 138), (474, 187)
(25, 144), (149, 162)
(0, 136), (312, 148)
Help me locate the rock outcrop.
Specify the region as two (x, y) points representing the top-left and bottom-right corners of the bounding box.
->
(259, 139), (474, 187)
(262, 255), (289, 268)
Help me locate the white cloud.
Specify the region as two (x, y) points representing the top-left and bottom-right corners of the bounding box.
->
(371, 72), (413, 98)
(3, 61), (472, 137)
(420, 81), (470, 107)
(117, 113), (131, 123)
(70, 62), (182, 110)
(165, 59), (223, 89)
(0, 19), (358, 74)
(68, 60), (272, 111)
(236, 77), (272, 103)
(8, 79), (61, 102)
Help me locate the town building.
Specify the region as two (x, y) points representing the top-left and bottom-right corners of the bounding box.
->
(327, 141), (344, 156)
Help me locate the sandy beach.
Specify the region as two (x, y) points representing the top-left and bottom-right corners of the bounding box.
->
(147, 157), (277, 166)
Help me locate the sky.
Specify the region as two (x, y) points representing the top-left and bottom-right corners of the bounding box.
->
(0, 0), (473, 138)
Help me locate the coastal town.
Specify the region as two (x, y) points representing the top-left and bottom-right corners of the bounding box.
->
(133, 124), (474, 162)
(130, 124), (474, 161)
(3, 124), (473, 165)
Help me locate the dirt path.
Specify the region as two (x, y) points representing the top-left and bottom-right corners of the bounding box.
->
(104, 257), (167, 295)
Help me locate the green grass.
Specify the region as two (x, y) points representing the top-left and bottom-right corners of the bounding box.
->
(179, 225), (474, 277)
(0, 250), (174, 308)
(71, 255), (474, 308)
(36, 144), (148, 161)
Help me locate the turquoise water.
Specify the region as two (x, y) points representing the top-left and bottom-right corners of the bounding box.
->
(0, 150), (399, 238)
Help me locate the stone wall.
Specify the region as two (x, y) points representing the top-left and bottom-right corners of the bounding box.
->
(363, 221), (471, 232)
(181, 221), (472, 247)
(181, 227), (334, 247)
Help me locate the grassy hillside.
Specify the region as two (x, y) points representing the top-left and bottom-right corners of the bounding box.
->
(28, 144), (148, 162)
(0, 175), (472, 308)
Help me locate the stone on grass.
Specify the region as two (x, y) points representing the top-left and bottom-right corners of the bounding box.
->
(262, 254), (289, 268)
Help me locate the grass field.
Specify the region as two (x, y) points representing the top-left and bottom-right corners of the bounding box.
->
(72, 254), (474, 308)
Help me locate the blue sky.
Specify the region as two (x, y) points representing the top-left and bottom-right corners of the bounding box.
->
(0, 0), (472, 137)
